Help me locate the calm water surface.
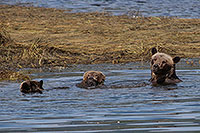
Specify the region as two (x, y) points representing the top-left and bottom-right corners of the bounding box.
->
(0, 0), (200, 18)
(0, 60), (200, 132)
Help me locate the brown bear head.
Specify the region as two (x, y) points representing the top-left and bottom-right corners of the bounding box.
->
(150, 47), (181, 85)
(83, 71), (105, 87)
(151, 47), (180, 76)
(20, 80), (44, 94)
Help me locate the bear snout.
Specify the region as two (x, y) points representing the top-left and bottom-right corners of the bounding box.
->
(87, 79), (98, 87)
(153, 64), (159, 69)
(152, 64), (160, 73)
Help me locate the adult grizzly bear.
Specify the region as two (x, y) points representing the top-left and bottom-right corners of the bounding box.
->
(76, 71), (105, 89)
(150, 47), (182, 85)
(20, 80), (44, 94)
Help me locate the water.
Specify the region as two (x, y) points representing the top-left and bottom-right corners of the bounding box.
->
(0, 0), (200, 18)
(0, 60), (200, 132)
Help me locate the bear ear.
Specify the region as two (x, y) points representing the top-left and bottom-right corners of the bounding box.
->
(39, 80), (43, 87)
(151, 47), (157, 55)
(173, 56), (180, 64)
(83, 71), (89, 81)
(21, 82), (29, 90)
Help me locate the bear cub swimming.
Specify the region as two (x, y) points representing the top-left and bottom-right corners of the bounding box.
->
(150, 47), (182, 85)
(76, 71), (105, 89)
(20, 80), (44, 94)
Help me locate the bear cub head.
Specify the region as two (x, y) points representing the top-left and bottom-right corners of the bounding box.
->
(76, 71), (105, 89)
(20, 80), (44, 94)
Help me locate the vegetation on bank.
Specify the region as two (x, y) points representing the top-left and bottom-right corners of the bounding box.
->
(0, 5), (200, 80)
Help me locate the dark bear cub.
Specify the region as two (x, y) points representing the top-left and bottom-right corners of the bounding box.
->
(20, 80), (44, 94)
(150, 47), (182, 85)
(76, 71), (105, 89)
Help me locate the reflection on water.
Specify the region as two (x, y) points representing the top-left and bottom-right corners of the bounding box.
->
(0, 61), (200, 132)
(0, 0), (200, 18)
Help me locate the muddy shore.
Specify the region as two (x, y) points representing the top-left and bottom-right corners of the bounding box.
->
(0, 5), (200, 80)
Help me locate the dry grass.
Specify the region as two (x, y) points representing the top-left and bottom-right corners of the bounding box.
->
(0, 5), (200, 80)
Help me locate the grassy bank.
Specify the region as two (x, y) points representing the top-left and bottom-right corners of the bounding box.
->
(0, 5), (200, 80)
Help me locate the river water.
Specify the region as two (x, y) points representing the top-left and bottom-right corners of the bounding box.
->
(0, 1), (200, 132)
(0, 60), (200, 132)
(0, 0), (200, 18)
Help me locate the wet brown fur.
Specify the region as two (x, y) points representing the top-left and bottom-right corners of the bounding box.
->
(150, 47), (182, 85)
(76, 71), (105, 89)
(20, 80), (44, 94)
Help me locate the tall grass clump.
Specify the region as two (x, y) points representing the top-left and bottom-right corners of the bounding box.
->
(0, 26), (12, 46)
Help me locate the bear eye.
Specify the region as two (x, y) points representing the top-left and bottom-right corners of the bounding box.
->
(151, 60), (154, 65)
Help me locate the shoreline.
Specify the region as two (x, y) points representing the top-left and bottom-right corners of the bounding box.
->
(0, 4), (200, 81)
